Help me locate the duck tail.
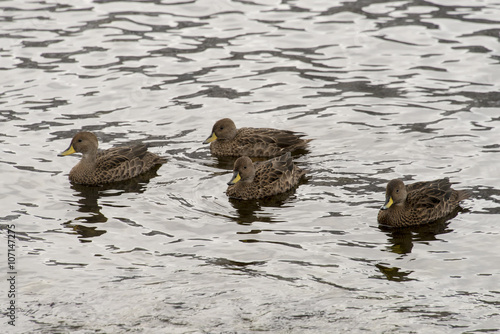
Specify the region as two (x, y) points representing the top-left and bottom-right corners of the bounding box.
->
(290, 138), (312, 151)
(457, 189), (472, 202)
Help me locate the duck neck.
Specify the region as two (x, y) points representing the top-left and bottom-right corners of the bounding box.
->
(242, 175), (254, 183)
(80, 150), (98, 169)
(233, 177), (254, 191)
(391, 201), (405, 212)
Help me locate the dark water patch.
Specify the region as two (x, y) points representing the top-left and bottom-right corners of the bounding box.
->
(373, 264), (416, 282)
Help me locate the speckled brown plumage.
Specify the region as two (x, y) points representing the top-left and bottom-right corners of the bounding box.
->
(203, 118), (311, 157)
(226, 152), (305, 200)
(59, 132), (166, 186)
(377, 178), (471, 227)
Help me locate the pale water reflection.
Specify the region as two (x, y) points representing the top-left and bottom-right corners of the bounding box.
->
(1, 0), (500, 333)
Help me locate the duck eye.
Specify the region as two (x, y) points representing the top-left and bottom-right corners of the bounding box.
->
(243, 166), (247, 169)
(219, 126), (224, 130)
(396, 189), (399, 193)
(78, 139), (82, 142)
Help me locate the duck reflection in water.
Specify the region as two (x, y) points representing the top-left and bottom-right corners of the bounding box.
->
(379, 207), (466, 254)
(62, 165), (163, 241)
(228, 193), (296, 226)
(63, 183), (107, 241)
(375, 263), (416, 282)
(375, 215), (466, 282)
(208, 155), (239, 171)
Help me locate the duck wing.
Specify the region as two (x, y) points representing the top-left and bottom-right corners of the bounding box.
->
(406, 178), (452, 210)
(238, 128), (306, 147)
(254, 152), (292, 185)
(96, 145), (149, 177)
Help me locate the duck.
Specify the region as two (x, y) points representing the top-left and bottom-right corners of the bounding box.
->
(377, 178), (471, 227)
(59, 131), (166, 186)
(226, 152), (305, 200)
(203, 118), (311, 157)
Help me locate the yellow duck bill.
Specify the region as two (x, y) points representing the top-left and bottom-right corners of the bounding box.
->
(381, 196), (394, 210)
(203, 132), (217, 144)
(58, 145), (76, 157)
(227, 171), (241, 185)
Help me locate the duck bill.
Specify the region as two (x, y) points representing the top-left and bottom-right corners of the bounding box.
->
(59, 145), (76, 157)
(203, 132), (217, 144)
(227, 171), (241, 185)
(380, 196), (393, 210)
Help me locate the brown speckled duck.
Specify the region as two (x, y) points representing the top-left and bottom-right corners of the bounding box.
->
(59, 131), (166, 186)
(203, 118), (311, 157)
(378, 178), (471, 227)
(226, 152), (305, 200)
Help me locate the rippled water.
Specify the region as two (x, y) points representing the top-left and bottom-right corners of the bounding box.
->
(1, 0), (499, 332)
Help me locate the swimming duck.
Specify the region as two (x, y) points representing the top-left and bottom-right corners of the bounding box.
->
(203, 118), (311, 157)
(59, 131), (166, 186)
(378, 178), (471, 227)
(226, 152), (305, 200)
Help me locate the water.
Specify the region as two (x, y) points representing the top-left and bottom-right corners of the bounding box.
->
(1, 0), (499, 332)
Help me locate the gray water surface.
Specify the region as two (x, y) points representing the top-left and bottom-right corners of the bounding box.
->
(1, 0), (499, 333)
